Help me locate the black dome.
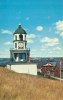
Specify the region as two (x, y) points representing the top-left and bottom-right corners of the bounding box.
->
(14, 25), (27, 34)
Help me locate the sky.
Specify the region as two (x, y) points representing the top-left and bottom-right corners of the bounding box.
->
(0, 0), (63, 58)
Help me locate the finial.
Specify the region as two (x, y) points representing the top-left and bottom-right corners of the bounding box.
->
(18, 24), (21, 28)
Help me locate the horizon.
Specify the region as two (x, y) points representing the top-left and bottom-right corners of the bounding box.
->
(0, 57), (63, 59)
(0, 0), (63, 58)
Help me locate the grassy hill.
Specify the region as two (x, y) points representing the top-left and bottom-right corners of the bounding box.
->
(0, 67), (63, 100)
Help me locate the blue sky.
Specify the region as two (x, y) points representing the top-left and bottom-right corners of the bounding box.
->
(0, 0), (63, 58)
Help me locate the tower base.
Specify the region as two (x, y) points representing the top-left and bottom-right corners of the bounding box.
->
(7, 63), (37, 75)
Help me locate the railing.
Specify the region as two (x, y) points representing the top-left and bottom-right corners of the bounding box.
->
(10, 48), (30, 51)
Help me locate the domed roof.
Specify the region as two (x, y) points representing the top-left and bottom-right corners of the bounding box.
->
(14, 24), (27, 34)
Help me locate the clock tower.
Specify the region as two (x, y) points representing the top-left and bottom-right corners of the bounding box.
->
(10, 24), (30, 62)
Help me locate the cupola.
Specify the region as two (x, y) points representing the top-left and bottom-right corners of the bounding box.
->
(14, 24), (27, 35)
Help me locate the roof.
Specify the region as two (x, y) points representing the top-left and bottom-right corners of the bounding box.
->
(14, 24), (27, 34)
(43, 63), (53, 67)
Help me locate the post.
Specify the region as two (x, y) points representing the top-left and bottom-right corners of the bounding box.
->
(60, 61), (61, 82)
(28, 56), (30, 63)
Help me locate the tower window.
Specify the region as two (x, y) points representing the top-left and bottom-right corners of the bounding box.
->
(15, 35), (17, 40)
(15, 43), (17, 48)
(19, 35), (23, 41)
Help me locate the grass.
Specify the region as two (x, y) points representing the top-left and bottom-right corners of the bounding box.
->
(0, 67), (63, 100)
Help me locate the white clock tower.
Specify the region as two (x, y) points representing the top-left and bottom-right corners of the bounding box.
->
(10, 24), (30, 62)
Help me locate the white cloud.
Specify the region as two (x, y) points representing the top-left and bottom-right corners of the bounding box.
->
(55, 20), (63, 37)
(55, 31), (63, 37)
(27, 39), (34, 43)
(40, 48), (46, 51)
(41, 37), (59, 46)
(60, 32), (63, 36)
(55, 20), (63, 31)
(0, 52), (3, 55)
(1, 29), (12, 34)
(53, 47), (62, 51)
(48, 51), (53, 54)
(40, 45), (48, 50)
(27, 34), (36, 39)
(36, 26), (43, 31)
(25, 17), (30, 20)
(0, 50), (10, 58)
(4, 42), (12, 45)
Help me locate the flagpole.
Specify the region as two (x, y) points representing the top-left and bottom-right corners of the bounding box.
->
(60, 61), (61, 82)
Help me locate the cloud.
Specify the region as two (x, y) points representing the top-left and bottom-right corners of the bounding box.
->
(60, 32), (63, 36)
(41, 37), (59, 46)
(55, 20), (63, 37)
(55, 30), (63, 37)
(55, 20), (63, 31)
(1, 29), (12, 34)
(36, 26), (43, 31)
(0, 51), (10, 58)
(27, 39), (34, 43)
(25, 17), (30, 20)
(40, 45), (48, 50)
(48, 51), (53, 54)
(27, 34), (36, 39)
(53, 47), (62, 51)
(40, 48), (46, 51)
(0, 52), (3, 55)
(4, 42), (12, 45)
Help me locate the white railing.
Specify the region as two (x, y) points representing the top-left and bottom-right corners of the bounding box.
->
(10, 48), (30, 51)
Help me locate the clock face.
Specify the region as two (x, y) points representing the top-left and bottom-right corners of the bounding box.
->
(18, 42), (23, 49)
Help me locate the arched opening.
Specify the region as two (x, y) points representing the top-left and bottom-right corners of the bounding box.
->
(15, 43), (17, 48)
(19, 35), (23, 41)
